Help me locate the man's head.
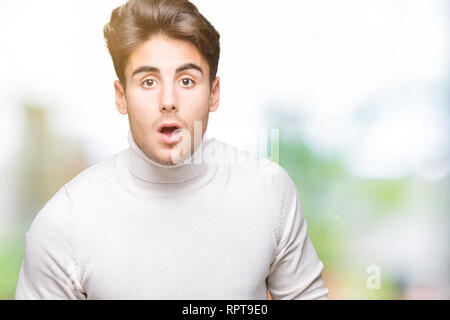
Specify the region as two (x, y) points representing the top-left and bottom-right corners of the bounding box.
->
(103, 0), (220, 166)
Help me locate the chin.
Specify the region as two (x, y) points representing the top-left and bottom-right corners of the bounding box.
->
(158, 158), (176, 166)
(155, 148), (184, 166)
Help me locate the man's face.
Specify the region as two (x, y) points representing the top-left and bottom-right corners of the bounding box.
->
(114, 35), (220, 166)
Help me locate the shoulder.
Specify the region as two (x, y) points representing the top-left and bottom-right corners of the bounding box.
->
(205, 137), (277, 170)
(27, 186), (71, 235)
(29, 150), (125, 229)
(206, 138), (298, 197)
(203, 138), (247, 164)
(24, 185), (74, 259)
(63, 149), (125, 198)
(267, 161), (297, 194)
(205, 137), (296, 183)
(26, 150), (125, 242)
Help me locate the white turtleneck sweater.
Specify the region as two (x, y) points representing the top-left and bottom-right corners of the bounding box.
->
(15, 131), (329, 300)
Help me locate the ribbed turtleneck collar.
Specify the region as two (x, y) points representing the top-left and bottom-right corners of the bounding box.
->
(127, 130), (210, 184)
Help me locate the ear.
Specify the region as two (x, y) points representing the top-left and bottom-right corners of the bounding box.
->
(114, 80), (128, 115)
(209, 76), (220, 113)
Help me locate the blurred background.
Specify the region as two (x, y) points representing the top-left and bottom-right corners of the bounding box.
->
(0, 0), (449, 299)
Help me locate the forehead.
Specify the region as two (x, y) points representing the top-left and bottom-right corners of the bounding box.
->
(125, 35), (209, 77)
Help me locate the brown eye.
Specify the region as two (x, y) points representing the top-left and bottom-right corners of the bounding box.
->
(180, 78), (194, 87)
(142, 79), (156, 88)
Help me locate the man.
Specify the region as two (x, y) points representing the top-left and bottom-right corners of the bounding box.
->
(15, 0), (329, 299)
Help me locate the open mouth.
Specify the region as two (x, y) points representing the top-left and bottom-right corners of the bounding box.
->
(160, 126), (179, 136)
(158, 123), (182, 144)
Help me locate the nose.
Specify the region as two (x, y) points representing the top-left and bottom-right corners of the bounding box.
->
(160, 84), (177, 112)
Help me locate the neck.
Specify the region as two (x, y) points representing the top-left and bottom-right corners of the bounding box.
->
(127, 130), (210, 184)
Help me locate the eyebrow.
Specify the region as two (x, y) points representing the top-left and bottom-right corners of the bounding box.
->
(131, 63), (204, 78)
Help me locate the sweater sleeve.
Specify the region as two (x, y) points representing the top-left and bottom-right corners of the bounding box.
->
(15, 186), (87, 300)
(266, 165), (329, 300)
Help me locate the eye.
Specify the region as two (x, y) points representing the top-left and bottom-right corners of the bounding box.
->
(180, 78), (195, 88)
(142, 79), (156, 89)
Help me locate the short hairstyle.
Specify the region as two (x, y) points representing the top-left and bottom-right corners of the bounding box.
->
(103, 0), (221, 91)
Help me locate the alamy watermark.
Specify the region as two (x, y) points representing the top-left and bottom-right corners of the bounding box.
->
(366, 265), (382, 290)
(168, 120), (280, 174)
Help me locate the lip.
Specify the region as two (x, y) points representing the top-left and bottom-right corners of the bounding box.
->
(157, 122), (182, 133)
(157, 122), (182, 145)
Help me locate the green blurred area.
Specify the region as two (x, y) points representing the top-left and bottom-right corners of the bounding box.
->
(0, 228), (25, 300)
(0, 104), (89, 300)
(271, 129), (448, 299)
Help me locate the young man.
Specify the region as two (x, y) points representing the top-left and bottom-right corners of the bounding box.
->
(15, 0), (329, 300)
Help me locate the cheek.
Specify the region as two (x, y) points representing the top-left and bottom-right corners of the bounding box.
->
(128, 91), (158, 120)
(184, 90), (210, 114)
(183, 95), (210, 135)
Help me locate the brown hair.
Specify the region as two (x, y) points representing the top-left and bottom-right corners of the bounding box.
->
(103, 0), (220, 92)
